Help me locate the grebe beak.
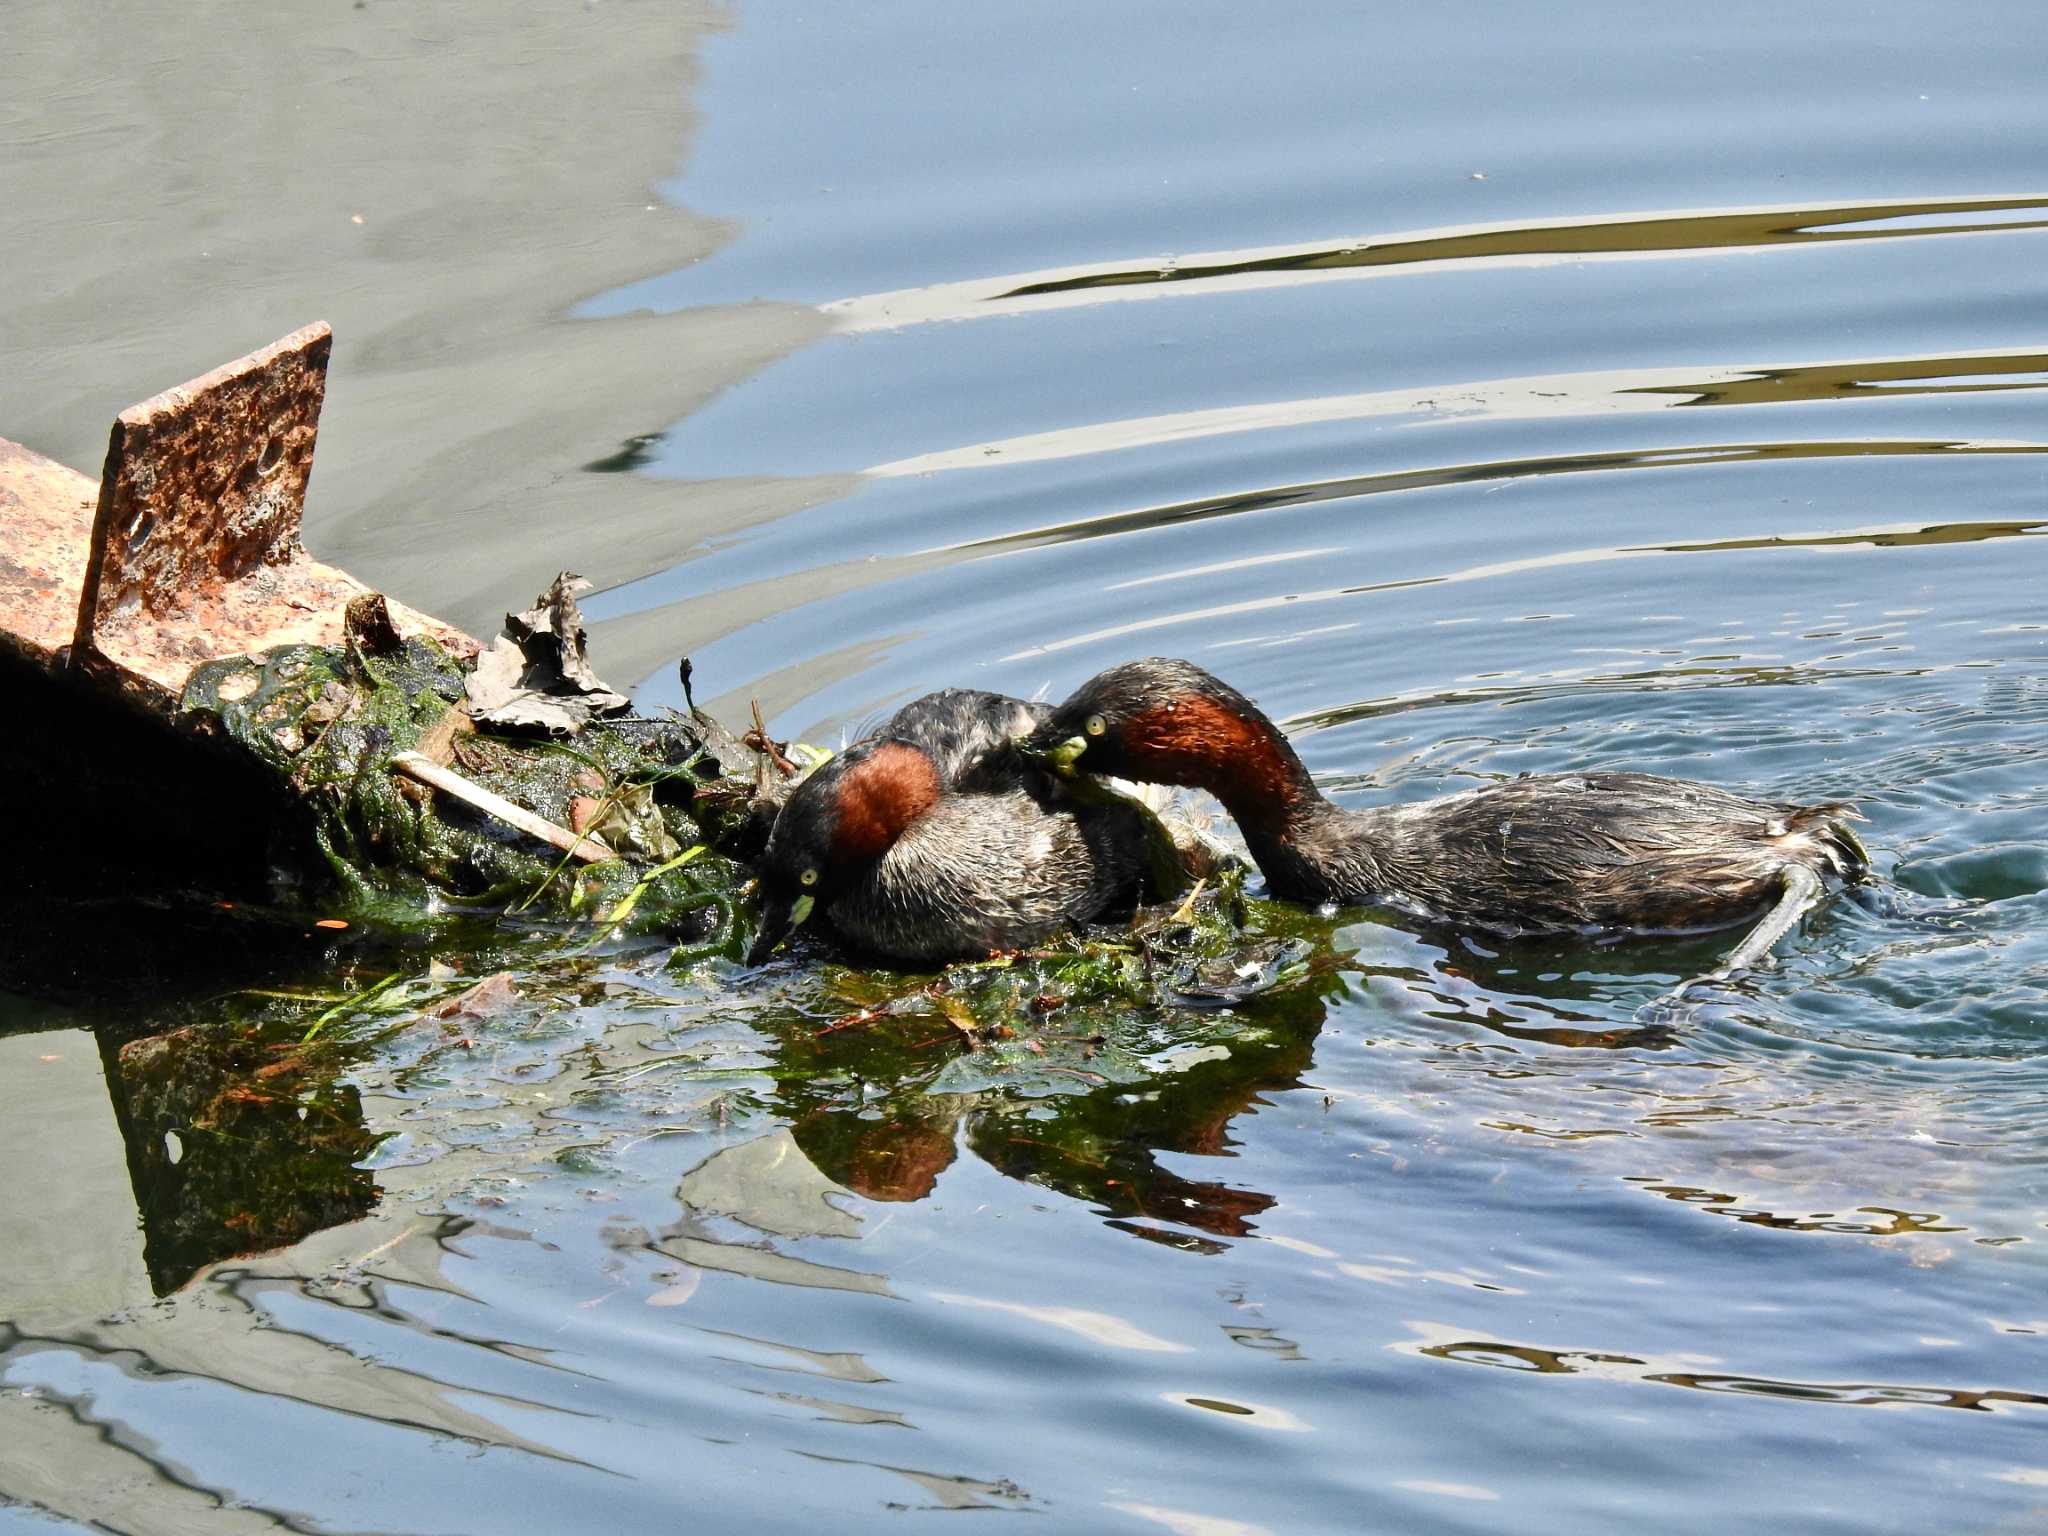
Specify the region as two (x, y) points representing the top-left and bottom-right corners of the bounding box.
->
(746, 889), (815, 965)
(1017, 732), (1090, 775)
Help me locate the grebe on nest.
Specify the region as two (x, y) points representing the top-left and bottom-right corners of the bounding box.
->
(1024, 658), (1867, 971)
(747, 688), (1194, 965)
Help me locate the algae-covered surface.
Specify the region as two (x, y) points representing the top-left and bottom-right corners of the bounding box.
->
(181, 634), (754, 941)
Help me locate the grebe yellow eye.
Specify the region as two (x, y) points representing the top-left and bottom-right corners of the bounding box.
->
(1084, 714), (1107, 737)
(800, 867), (820, 887)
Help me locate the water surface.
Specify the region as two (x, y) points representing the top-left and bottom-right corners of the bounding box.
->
(6, 3), (2048, 1532)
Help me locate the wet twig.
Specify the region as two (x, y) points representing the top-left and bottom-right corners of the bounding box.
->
(744, 698), (799, 778)
(391, 750), (615, 863)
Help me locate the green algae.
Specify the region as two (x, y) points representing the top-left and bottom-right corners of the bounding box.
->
(180, 636), (758, 949)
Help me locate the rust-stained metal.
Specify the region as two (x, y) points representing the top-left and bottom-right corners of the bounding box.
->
(0, 323), (474, 717)
(76, 322), (336, 661)
(70, 322), (473, 699)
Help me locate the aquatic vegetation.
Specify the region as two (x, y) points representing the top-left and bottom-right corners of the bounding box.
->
(182, 635), (757, 947)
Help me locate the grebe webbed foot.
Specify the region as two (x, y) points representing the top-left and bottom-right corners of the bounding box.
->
(1636, 864), (1825, 1027)
(1711, 864), (1824, 981)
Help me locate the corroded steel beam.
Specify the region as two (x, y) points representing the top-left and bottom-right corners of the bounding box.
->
(0, 324), (472, 713)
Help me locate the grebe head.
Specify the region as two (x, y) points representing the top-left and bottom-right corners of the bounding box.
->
(1022, 657), (1309, 811)
(746, 738), (943, 964)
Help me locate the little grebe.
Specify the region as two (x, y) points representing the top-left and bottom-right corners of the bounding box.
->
(1024, 658), (1867, 963)
(747, 688), (1160, 965)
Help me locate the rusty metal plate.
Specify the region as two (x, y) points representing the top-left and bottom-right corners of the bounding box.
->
(81, 321), (334, 637)
(59, 323), (472, 699)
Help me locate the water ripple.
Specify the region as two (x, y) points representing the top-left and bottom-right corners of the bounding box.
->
(876, 349), (2048, 479)
(1405, 1325), (2048, 1414)
(997, 504), (2044, 659)
(831, 194), (2048, 329)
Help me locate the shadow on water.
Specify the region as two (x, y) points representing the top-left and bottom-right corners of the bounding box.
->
(104, 1019), (382, 1296)
(0, 899), (460, 1295)
(6, 812), (2045, 1524)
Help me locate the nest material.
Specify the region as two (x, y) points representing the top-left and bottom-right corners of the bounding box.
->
(182, 635), (754, 948)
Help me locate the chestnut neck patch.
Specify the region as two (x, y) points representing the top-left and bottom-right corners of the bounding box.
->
(830, 742), (944, 863)
(1124, 692), (1313, 821)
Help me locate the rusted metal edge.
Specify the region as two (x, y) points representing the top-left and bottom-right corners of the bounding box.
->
(74, 322), (336, 666)
(0, 324), (475, 716)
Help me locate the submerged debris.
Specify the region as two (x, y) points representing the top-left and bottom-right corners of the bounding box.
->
(425, 969), (520, 1025)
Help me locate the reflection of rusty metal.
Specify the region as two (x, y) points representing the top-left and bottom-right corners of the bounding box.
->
(0, 323), (473, 712)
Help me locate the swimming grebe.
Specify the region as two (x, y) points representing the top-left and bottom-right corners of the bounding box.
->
(747, 688), (1165, 965)
(1023, 658), (1867, 965)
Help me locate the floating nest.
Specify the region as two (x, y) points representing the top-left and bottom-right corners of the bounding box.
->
(181, 595), (765, 958)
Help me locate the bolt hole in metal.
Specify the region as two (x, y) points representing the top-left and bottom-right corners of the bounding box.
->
(257, 434), (284, 475)
(125, 510), (153, 548)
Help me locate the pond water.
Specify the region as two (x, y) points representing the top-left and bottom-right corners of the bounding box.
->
(6, 2), (2048, 1532)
